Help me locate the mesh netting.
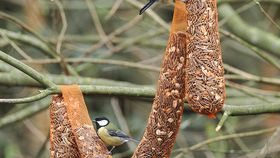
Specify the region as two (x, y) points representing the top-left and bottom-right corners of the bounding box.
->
(50, 85), (111, 158)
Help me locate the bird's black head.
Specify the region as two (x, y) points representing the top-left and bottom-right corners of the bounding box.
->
(93, 116), (110, 129)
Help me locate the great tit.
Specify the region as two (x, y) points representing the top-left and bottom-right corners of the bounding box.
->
(93, 117), (139, 152)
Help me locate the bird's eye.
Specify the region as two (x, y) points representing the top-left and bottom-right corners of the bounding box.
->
(97, 120), (109, 126)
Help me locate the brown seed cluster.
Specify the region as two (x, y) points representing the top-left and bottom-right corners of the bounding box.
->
(74, 125), (110, 158)
(50, 95), (80, 158)
(132, 32), (187, 158)
(50, 95), (111, 158)
(185, 0), (226, 116)
(133, 0), (226, 156)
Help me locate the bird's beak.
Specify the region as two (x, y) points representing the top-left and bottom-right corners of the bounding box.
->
(92, 120), (96, 122)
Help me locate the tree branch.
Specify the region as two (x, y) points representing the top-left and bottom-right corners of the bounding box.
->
(0, 97), (50, 129)
(0, 85), (280, 130)
(0, 11), (47, 43)
(22, 58), (160, 72)
(0, 89), (52, 104)
(0, 29), (78, 76)
(223, 103), (280, 116)
(0, 50), (57, 88)
(174, 127), (277, 154)
(224, 64), (280, 86)
(217, 0), (280, 4)
(0, 85), (155, 104)
(0, 28), (57, 58)
(0, 72), (137, 87)
(124, 0), (169, 30)
(220, 29), (280, 71)
(218, 4), (280, 56)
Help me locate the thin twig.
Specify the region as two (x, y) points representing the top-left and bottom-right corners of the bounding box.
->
(54, 0), (68, 54)
(110, 29), (165, 54)
(219, 4), (280, 56)
(0, 50), (57, 88)
(0, 89), (52, 104)
(224, 122), (251, 154)
(22, 58), (160, 72)
(0, 97), (51, 128)
(111, 97), (136, 151)
(226, 81), (280, 97)
(85, 0), (114, 52)
(84, 15), (143, 54)
(258, 127), (280, 158)
(23, 119), (45, 142)
(16, 59), (280, 86)
(220, 29), (280, 70)
(239, 144), (280, 158)
(0, 85), (155, 104)
(0, 11), (47, 43)
(53, 0), (70, 75)
(224, 64), (280, 86)
(216, 111), (231, 132)
(226, 82), (274, 102)
(173, 127), (277, 154)
(0, 71), (137, 87)
(0, 28), (57, 58)
(254, 0), (280, 30)
(219, 1), (256, 27)
(1, 33), (33, 60)
(105, 0), (123, 20)
(125, 0), (169, 30)
(217, 0), (280, 3)
(35, 132), (50, 158)
(0, 27), (77, 76)
(223, 103), (280, 116)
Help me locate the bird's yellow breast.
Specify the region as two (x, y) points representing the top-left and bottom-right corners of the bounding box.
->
(98, 127), (124, 146)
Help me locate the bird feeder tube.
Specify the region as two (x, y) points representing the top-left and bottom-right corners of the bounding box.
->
(50, 85), (112, 158)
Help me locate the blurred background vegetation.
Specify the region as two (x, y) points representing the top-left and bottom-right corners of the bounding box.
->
(0, 0), (280, 158)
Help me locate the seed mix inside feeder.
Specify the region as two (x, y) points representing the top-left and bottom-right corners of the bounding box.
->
(49, 85), (112, 158)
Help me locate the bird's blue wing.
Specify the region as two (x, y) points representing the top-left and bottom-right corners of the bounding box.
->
(108, 129), (140, 143)
(107, 129), (130, 139)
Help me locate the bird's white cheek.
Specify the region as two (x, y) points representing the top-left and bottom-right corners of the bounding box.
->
(97, 120), (108, 126)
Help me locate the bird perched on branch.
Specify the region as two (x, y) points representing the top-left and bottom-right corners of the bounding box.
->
(93, 117), (139, 152)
